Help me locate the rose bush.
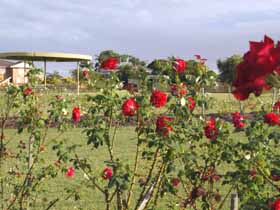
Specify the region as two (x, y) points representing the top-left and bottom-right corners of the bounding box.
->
(1, 37), (280, 210)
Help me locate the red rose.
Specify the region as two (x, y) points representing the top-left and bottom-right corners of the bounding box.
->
(232, 112), (245, 129)
(23, 87), (32, 97)
(122, 98), (139, 116)
(264, 112), (280, 125)
(103, 167), (113, 180)
(172, 178), (180, 187)
(204, 118), (218, 141)
(232, 35), (280, 100)
(72, 107), (81, 123)
(150, 90), (168, 108)
(82, 68), (89, 78)
(170, 84), (187, 97)
(156, 116), (173, 136)
(173, 59), (186, 73)
(101, 58), (118, 70)
(66, 167), (75, 177)
(272, 198), (280, 210)
(187, 96), (196, 110)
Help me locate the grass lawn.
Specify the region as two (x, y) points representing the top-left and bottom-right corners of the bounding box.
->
(2, 126), (252, 210)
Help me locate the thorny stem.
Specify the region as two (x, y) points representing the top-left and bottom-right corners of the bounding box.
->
(217, 184), (235, 210)
(151, 164), (166, 209)
(126, 113), (141, 208)
(134, 146), (161, 210)
(75, 154), (105, 194)
(141, 162), (166, 209)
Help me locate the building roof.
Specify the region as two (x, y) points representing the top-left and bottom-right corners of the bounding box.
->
(0, 59), (15, 67)
(0, 52), (92, 62)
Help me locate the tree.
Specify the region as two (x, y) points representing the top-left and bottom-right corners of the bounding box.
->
(217, 55), (242, 86)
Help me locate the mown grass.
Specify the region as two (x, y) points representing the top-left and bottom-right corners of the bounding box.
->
(2, 125), (256, 210)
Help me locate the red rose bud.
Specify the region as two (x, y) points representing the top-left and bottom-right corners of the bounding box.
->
(232, 112), (245, 129)
(173, 59), (186, 73)
(249, 169), (257, 178)
(82, 68), (89, 78)
(103, 167), (113, 180)
(23, 87), (32, 97)
(187, 96), (196, 110)
(170, 84), (187, 97)
(264, 112), (280, 125)
(191, 187), (206, 199)
(101, 57), (118, 70)
(66, 167), (75, 177)
(172, 178), (180, 187)
(150, 90), (168, 108)
(204, 118), (219, 141)
(72, 107), (81, 123)
(122, 98), (139, 116)
(272, 198), (280, 210)
(211, 174), (221, 182)
(156, 116), (173, 136)
(274, 101), (280, 113)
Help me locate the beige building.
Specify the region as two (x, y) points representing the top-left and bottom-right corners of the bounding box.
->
(0, 60), (30, 85)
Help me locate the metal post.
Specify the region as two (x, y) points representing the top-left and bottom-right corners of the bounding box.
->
(44, 60), (47, 89)
(77, 61), (80, 95)
(230, 192), (238, 210)
(23, 61), (26, 84)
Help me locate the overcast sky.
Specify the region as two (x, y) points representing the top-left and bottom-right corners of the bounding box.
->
(1, 0), (280, 74)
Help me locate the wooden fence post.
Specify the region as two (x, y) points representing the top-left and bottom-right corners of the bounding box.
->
(230, 192), (238, 210)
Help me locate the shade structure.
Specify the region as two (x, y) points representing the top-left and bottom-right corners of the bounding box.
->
(0, 52), (92, 95)
(0, 52), (92, 62)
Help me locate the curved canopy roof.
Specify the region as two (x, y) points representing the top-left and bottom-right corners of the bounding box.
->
(0, 52), (92, 62)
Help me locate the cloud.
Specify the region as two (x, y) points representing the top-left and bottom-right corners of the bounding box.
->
(0, 0), (280, 72)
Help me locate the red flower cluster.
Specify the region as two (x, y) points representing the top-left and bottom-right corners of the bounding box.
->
(204, 118), (218, 141)
(271, 198), (280, 210)
(264, 112), (280, 125)
(82, 68), (89, 78)
(232, 112), (245, 129)
(103, 167), (113, 180)
(66, 167), (75, 177)
(101, 57), (118, 70)
(156, 116), (173, 136)
(173, 59), (186, 73)
(122, 98), (139, 116)
(150, 90), (168, 108)
(274, 101), (280, 113)
(233, 35), (280, 100)
(170, 84), (187, 97)
(172, 178), (180, 187)
(23, 87), (32, 97)
(187, 96), (196, 110)
(72, 107), (81, 123)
